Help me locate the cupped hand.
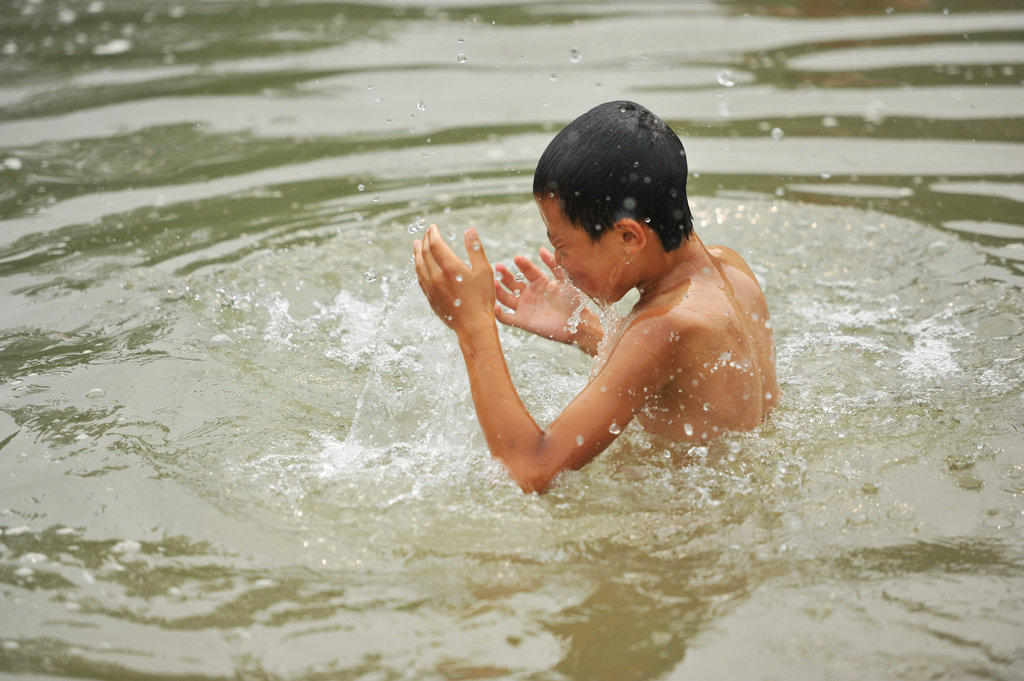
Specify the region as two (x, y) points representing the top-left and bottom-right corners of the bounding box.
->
(494, 248), (584, 344)
(413, 224), (496, 336)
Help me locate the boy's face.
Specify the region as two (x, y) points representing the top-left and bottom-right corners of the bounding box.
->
(536, 195), (626, 303)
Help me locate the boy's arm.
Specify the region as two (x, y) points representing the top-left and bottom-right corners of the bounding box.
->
(414, 225), (674, 493)
(561, 307), (603, 357)
(457, 314), (673, 492)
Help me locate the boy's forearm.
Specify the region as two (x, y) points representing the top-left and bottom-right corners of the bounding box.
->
(569, 309), (603, 356)
(456, 322), (552, 492)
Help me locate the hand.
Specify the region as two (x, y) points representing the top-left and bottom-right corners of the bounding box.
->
(413, 224), (496, 336)
(494, 248), (586, 345)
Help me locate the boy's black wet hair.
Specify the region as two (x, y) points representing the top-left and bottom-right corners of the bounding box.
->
(533, 100), (693, 251)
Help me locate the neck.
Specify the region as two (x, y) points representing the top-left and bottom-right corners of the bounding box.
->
(634, 232), (714, 306)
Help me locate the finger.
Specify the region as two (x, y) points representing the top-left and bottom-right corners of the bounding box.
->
(495, 281), (520, 310)
(494, 302), (517, 327)
(514, 254), (547, 283)
(414, 240), (436, 297)
(464, 228), (490, 272)
(539, 247), (565, 281)
(425, 224), (464, 274)
(420, 230), (443, 281)
(415, 241), (445, 318)
(413, 239), (427, 283)
(495, 263), (525, 293)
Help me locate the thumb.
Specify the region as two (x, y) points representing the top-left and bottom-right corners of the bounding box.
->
(494, 302), (515, 327)
(464, 228), (490, 272)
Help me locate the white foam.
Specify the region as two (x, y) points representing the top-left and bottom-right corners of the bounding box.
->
(898, 318), (960, 382)
(261, 293), (295, 346)
(111, 539), (141, 555)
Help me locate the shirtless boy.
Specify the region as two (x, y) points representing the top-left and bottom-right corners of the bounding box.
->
(413, 100), (778, 493)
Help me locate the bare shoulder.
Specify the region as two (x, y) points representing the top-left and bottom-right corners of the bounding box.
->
(628, 299), (720, 347)
(708, 245), (759, 282)
(708, 245), (770, 313)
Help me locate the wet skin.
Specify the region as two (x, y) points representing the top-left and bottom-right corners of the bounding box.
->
(413, 195), (778, 492)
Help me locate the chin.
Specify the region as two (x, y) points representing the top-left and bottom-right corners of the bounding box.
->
(577, 284), (604, 302)
(572, 277), (615, 304)
(592, 285), (624, 304)
(587, 291), (617, 305)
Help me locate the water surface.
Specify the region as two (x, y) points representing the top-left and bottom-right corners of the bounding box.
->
(1, 1), (1023, 679)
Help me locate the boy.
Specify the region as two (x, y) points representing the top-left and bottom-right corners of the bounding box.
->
(413, 101), (778, 493)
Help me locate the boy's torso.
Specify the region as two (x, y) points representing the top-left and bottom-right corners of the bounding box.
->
(600, 245), (778, 441)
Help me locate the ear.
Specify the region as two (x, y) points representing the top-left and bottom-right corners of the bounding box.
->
(612, 217), (648, 256)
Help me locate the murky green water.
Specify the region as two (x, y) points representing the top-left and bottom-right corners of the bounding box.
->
(1, 1), (1023, 678)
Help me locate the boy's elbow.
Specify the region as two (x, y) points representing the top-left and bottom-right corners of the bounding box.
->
(515, 469), (554, 494)
(501, 436), (564, 494)
(509, 454), (559, 494)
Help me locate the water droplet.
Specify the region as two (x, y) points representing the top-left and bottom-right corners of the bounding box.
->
(820, 172), (832, 179)
(702, 402), (710, 411)
(86, 388), (106, 399)
(717, 101), (731, 118)
(622, 196), (637, 210)
(356, 183), (365, 191)
(455, 274), (463, 282)
(716, 69), (735, 87)
(453, 298), (461, 307)
(93, 38), (132, 55)
(821, 115), (839, 128)
(456, 53), (468, 64)
(764, 391), (773, 401)
(728, 440), (741, 454)
(3, 157), (23, 170)
(372, 194), (380, 203)
(58, 8), (77, 24)
(569, 47), (581, 63)
(364, 269), (377, 282)
(548, 73), (558, 82)
(416, 99), (427, 111)
(576, 434), (585, 446)
(609, 422), (621, 435)
(683, 423), (694, 436)
(770, 127), (784, 141)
